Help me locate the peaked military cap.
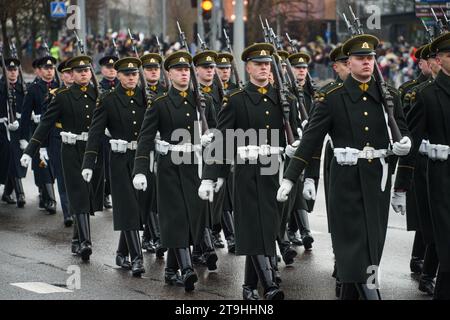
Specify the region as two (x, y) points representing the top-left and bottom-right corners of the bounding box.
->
(414, 44), (428, 60)
(421, 44), (435, 60)
(99, 55), (119, 67)
(57, 59), (72, 73)
(114, 57), (141, 74)
(193, 50), (218, 67)
(37, 56), (57, 68)
(140, 53), (163, 68)
(164, 51), (192, 71)
(216, 52), (233, 68)
(4, 58), (20, 69)
(342, 34), (379, 56)
(289, 51), (311, 67)
(67, 55), (92, 70)
(241, 43), (274, 63)
(430, 32), (450, 54)
(329, 45), (348, 62)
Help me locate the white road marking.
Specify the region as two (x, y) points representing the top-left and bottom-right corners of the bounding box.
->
(10, 282), (73, 294)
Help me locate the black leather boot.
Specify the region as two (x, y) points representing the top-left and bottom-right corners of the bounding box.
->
(419, 274), (436, 296)
(243, 256), (260, 300)
(192, 245), (205, 266)
(355, 283), (382, 300)
(77, 213), (92, 261)
(12, 178), (25, 208)
(410, 257), (424, 274)
(165, 248), (183, 286)
(149, 212), (166, 258)
(104, 194), (112, 209)
(44, 184), (57, 215)
(433, 271), (450, 300)
(124, 230), (145, 277)
(295, 209), (314, 250)
(174, 248), (198, 292)
(116, 231), (131, 270)
(142, 224), (155, 253)
(277, 236), (297, 266)
(201, 228), (218, 271)
(269, 255), (282, 285)
(2, 177), (15, 204)
(339, 283), (360, 300)
(222, 211), (236, 253)
(71, 218), (80, 254)
(212, 229), (225, 249)
(38, 186), (45, 209)
(287, 230), (303, 246)
(251, 255), (284, 300)
(419, 243), (438, 295)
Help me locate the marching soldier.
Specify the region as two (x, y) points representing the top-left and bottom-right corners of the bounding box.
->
(393, 32), (450, 300)
(278, 34), (411, 299)
(98, 54), (120, 210)
(199, 43), (300, 300)
(132, 50), (216, 292)
(216, 52), (239, 94)
(82, 57), (148, 277)
(20, 55), (103, 262)
(19, 56), (58, 214)
(286, 51), (316, 250)
(139, 52), (167, 257)
(43, 59), (74, 227)
(0, 58), (26, 207)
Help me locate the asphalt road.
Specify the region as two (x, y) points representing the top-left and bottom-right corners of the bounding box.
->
(0, 164), (432, 301)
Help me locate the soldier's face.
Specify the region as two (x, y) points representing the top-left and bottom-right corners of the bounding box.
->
(6, 68), (18, 83)
(333, 61), (350, 81)
(41, 66), (55, 81)
(196, 65), (215, 83)
(436, 52), (450, 75)
(144, 67), (161, 84)
(73, 68), (92, 86)
(428, 57), (441, 76)
(61, 71), (74, 86)
(293, 66), (308, 81)
(348, 55), (375, 80)
(418, 59), (432, 76)
(216, 67), (231, 82)
(101, 66), (117, 80)
(246, 61), (271, 83)
(118, 71), (139, 89)
(169, 67), (190, 89)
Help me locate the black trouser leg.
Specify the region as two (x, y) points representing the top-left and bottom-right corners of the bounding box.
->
(222, 211), (235, 239)
(71, 217), (80, 254)
(250, 255), (284, 300)
(44, 183), (57, 214)
(410, 231), (425, 273)
(76, 213), (92, 261)
(356, 283), (382, 300)
(294, 209), (314, 250)
(243, 255), (260, 300)
(434, 270), (450, 300)
(277, 235), (297, 265)
(14, 178), (26, 208)
(2, 177), (16, 204)
(148, 211), (166, 257)
(287, 212), (299, 233)
(165, 248), (183, 286)
(339, 283), (360, 300)
(124, 230), (145, 276)
(116, 232), (131, 269)
(419, 243), (439, 295)
(174, 248), (198, 292)
(201, 228), (218, 271)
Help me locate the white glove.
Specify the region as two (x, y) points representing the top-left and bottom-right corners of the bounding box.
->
(392, 137), (411, 156)
(33, 114), (41, 124)
(201, 132), (214, 147)
(198, 180), (215, 202)
(285, 140), (300, 158)
(105, 128), (112, 138)
(133, 174), (148, 191)
(303, 178), (316, 201)
(277, 179), (294, 202)
(8, 120), (19, 131)
(19, 139), (28, 150)
(39, 148), (49, 167)
(297, 128), (303, 140)
(301, 120), (308, 129)
(391, 191), (406, 215)
(215, 178), (225, 193)
(20, 154), (32, 168)
(82, 169), (93, 183)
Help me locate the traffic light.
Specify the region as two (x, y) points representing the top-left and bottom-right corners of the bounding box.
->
(201, 0), (213, 21)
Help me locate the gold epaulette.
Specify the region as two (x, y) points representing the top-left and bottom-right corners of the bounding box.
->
(153, 93), (168, 102)
(229, 88), (243, 98)
(56, 87), (69, 95)
(325, 82), (344, 95)
(55, 122), (62, 129)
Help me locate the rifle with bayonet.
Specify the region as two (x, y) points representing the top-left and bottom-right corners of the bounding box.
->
(343, 6), (402, 142)
(0, 44), (17, 127)
(127, 28), (155, 104)
(177, 22), (209, 134)
(41, 37), (61, 86)
(111, 38), (121, 58)
(73, 31), (100, 97)
(156, 36), (170, 88)
(421, 19), (435, 42)
(441, 8), (450, 30)
(223, 29), (243, 89)
(259, 17), (295, 144)
(9, 42), (28, 96)
(431, 8), (448, 35)
(197, 33), (225, 103)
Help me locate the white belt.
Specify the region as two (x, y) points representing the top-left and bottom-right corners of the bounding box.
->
(426, 143), (450, 161)
(237, 145), (285, 184)
(419, 140), (429, 155)
(155, 140), (203, 178)
(334, 146), (391, 192)
(0, 118), (6, 123)
(60, 131), (89, 145)
(110, 139), (137, 153)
